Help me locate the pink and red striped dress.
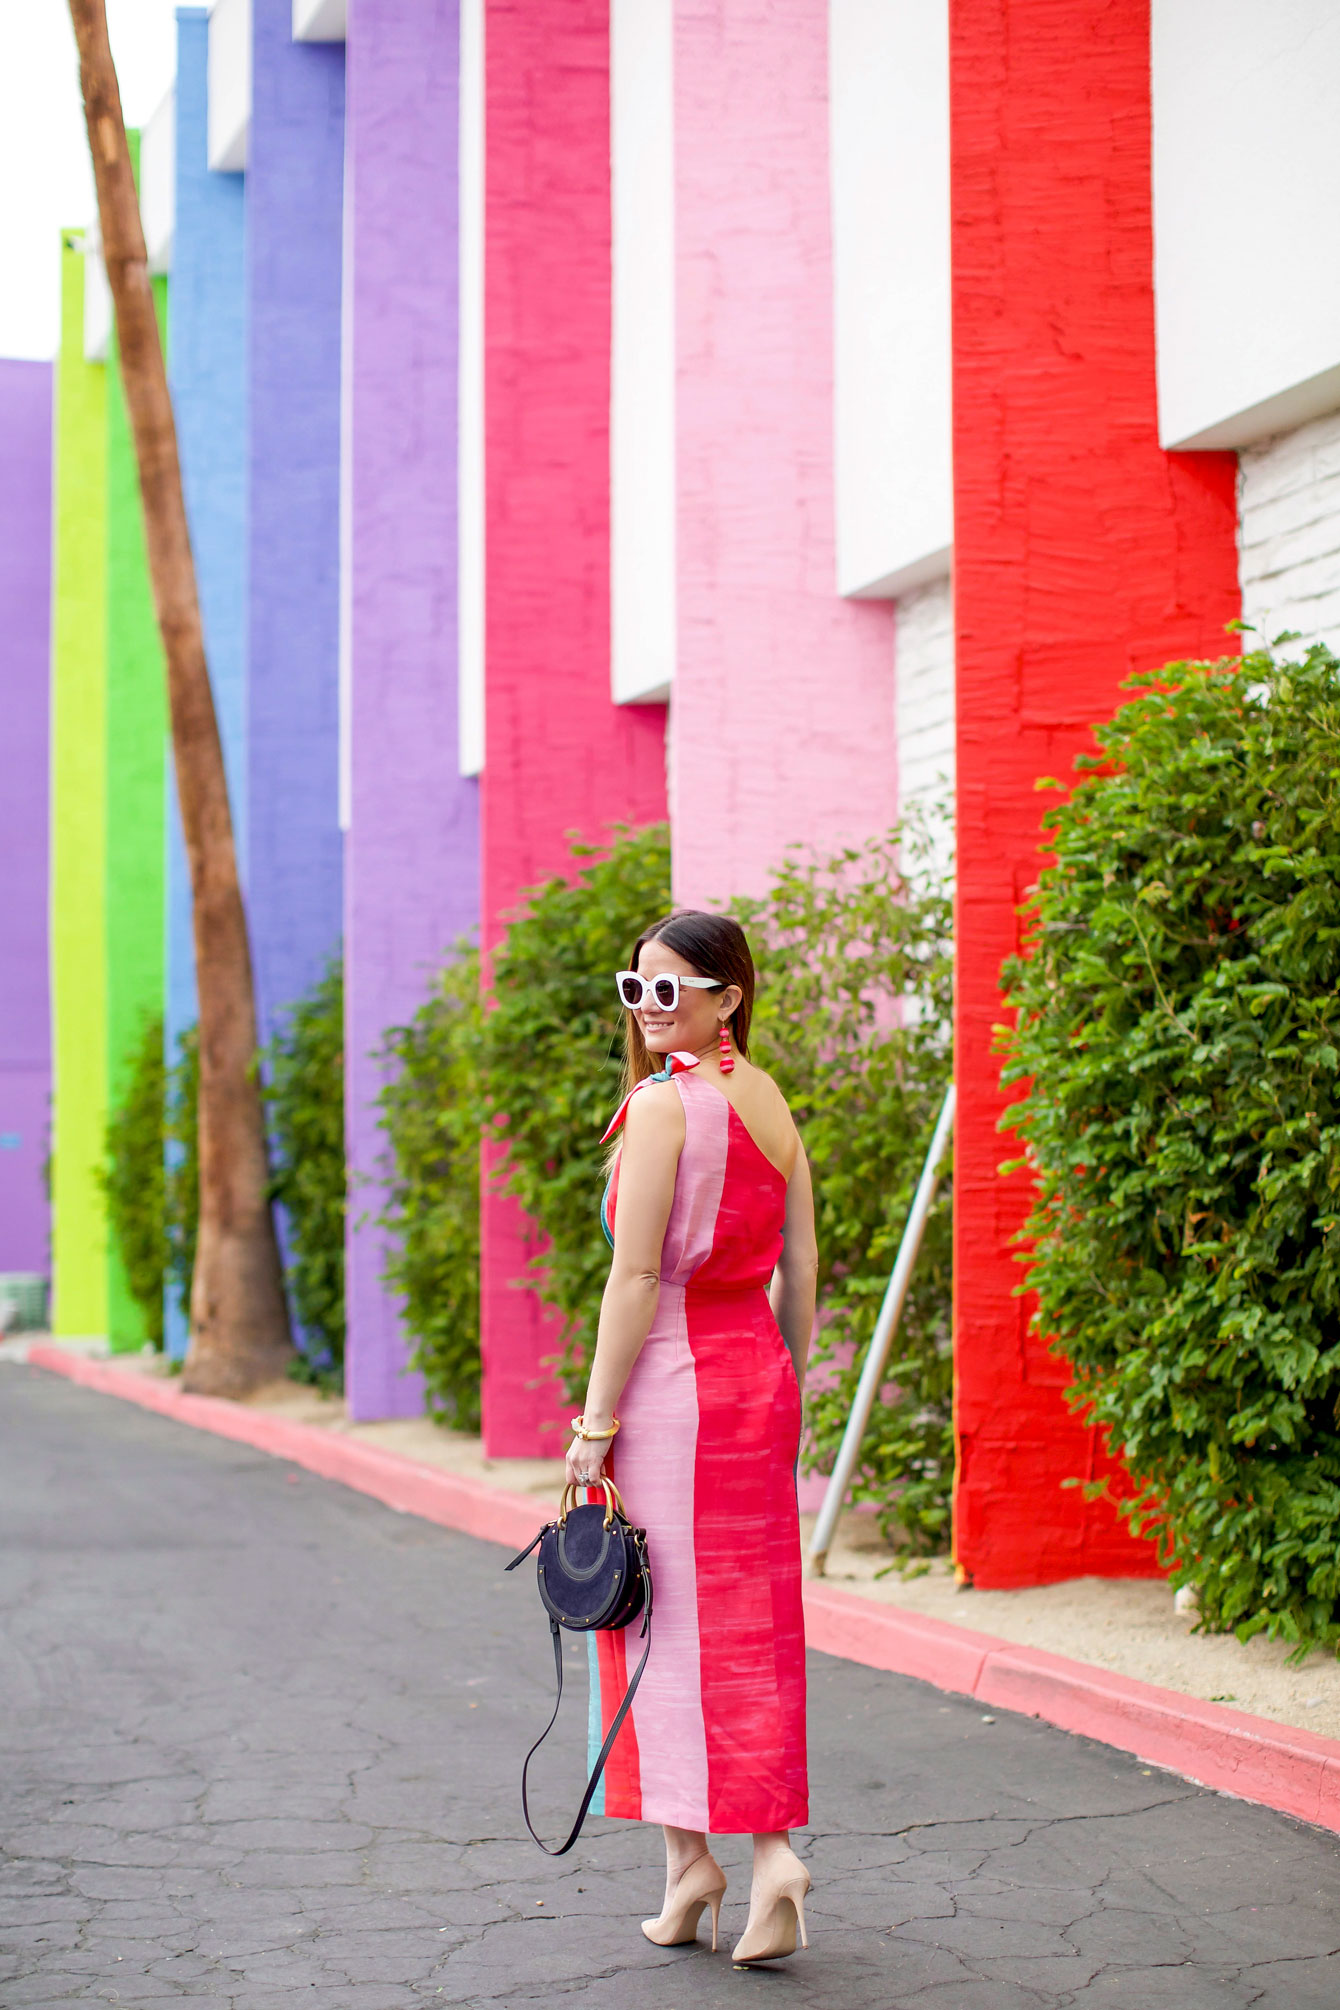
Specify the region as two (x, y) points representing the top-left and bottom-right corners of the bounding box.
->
(588, 1053), (808, 1834)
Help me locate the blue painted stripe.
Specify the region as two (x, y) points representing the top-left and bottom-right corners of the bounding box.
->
(585, 1631), (606, 1817)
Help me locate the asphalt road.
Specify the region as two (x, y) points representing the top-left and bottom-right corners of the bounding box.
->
(3, 1364), (1340, 2009)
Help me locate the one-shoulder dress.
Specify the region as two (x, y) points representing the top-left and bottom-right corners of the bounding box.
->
(587, 1051), (808, 1834)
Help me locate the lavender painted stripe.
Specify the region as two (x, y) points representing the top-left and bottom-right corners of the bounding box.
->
(0, 361), (52, 1273)
(246, 0), (344, 1046)
(343, 0), (478, 1419)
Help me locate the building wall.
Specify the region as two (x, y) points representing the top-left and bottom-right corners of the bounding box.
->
(166, 6), (249, 1356)
(50, 240), (109, 1339)
(1152, 0), (1340, 450)
(0, 361), (53, 1280)
(670, 0), (896, 910)
(480, 0), (668, 1455)
(1238, 410), (1340, 658)
(609, 0), (675, 707)
(894, 577), (955, 828)
(343, 0), (479, 1423)
(104, 250), (168, 1351)
(246, 0), (344, 1050)
(829, 0), (952, 598)
(951, 0), (1241, 1589)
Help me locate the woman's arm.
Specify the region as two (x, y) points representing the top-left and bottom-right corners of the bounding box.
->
(566, 1082), (684, 1488)
(770, 1142), (819, 1388)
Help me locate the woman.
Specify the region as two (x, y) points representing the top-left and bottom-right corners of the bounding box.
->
(567, 910), (819, 1964)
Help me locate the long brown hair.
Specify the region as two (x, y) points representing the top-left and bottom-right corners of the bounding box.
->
(616, 910), (757, 1111)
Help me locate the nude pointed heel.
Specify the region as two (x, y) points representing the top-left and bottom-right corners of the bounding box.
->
(730, 1856), (811, 1965)
(641, 1853), (728, 1951)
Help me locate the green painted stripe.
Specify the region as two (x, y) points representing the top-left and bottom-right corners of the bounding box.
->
(51, 233), (109, 1338)
(105, 203), (168, 1351)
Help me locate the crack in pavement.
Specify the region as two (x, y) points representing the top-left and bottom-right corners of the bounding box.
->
(4, 1365), (1340, 2009)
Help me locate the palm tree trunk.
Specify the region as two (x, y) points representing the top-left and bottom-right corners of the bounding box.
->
(68, 0), (293, 1396)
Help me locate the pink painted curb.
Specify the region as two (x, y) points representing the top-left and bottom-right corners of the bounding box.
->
(29, 1344), (1340, 1836)
(26, 1346), (543, 1554)
(802, 1584), (1340, 1833)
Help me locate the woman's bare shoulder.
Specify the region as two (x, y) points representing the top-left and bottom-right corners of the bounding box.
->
(622, 1076), (688, 1141)
(743, 1060), (798, 1123)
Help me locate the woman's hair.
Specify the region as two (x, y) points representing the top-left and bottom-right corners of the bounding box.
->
(617, 910), (756, 1107)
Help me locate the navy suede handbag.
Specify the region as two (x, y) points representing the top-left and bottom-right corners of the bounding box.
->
(506, 1478), (653, 1854)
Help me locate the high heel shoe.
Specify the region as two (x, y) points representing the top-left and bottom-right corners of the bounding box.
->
(641, 1852), (728, 1952)
(730, 1850), (811, 1964)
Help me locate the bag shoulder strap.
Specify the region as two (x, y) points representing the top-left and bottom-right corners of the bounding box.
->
(519, 1549), (653, 1857)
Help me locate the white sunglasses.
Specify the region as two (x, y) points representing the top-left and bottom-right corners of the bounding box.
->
(615, 970), (722, 1012)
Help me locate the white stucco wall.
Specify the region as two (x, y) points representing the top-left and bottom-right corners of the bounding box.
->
(139, 89), (176, 276)
(456, 0), (485, 778)
(208, 0), (252, 173)
(82, 229), (111, 363)
(1152, 0), (1340, 450)
(829, 0), (952, 598)
(293, 0), (346, 40)
(610, 0), (675, 704)
(1239, 410), (1340, 657)
(894, 575), (954, 858)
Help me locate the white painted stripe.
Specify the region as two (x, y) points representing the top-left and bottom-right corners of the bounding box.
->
(457, 0), (486, 777)
(610, 0), (676, 704)
(829, 0), (952, 598)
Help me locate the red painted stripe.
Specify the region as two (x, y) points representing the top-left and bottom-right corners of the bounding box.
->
(688, 1128), (806, 1831)
(479, 0), (668, 1459)
(949, 0), (1240, 1586)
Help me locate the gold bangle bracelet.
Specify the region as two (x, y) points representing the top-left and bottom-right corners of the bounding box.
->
(571, 1414), (620, 1441)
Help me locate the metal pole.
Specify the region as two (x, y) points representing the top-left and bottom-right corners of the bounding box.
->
(807, 1081), (955, 1577)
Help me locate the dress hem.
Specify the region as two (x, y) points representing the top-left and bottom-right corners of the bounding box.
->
(603, 1800), (810, 1834)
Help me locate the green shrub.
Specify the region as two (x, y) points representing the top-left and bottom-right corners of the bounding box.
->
(484, 819), (955, 1552)
(376, 817), (957, 1554)
(483, 824), (674, 1396)
(105, 1020), (197, 1340)
(377, 947), (485, 1427)
(264, 958), (346, 1386)
(164, 1025), (199, 1328)
(1002, 644), (1340, 1652)
(740, 823), (955, 1555)
(103, 1015), (167, 1349)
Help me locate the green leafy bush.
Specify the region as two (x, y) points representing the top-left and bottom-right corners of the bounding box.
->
(740, 824), (955, 1554)
(378, 948), (485, 1427)
(376, 818), (957, 1554)
(164, 1026), (199, 1327)
(1002, 644), (1340, 1652)
(483, 824), (674, 1393)
(485, 820), (955, 1552)
(105, 1020), (198, 1340)
(264, 958), (346, 1386)
(103, 1015), (167, 1348)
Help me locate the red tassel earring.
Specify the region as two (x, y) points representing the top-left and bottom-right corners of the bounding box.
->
(718, 1020), (735, 1074)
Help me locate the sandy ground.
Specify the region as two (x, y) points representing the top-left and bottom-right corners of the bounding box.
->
(18, 1336), (1340, 1746)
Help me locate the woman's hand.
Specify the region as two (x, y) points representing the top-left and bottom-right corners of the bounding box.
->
(565, 1431), (611, 1492)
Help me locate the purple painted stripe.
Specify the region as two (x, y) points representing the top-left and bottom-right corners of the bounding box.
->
(343, 0), (479, 1420)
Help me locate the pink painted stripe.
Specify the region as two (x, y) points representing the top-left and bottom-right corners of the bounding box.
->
(29, 1346), (1340, 1838)
(663, 1073), (729, 1280)
(614, 1314), (709, 1826)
